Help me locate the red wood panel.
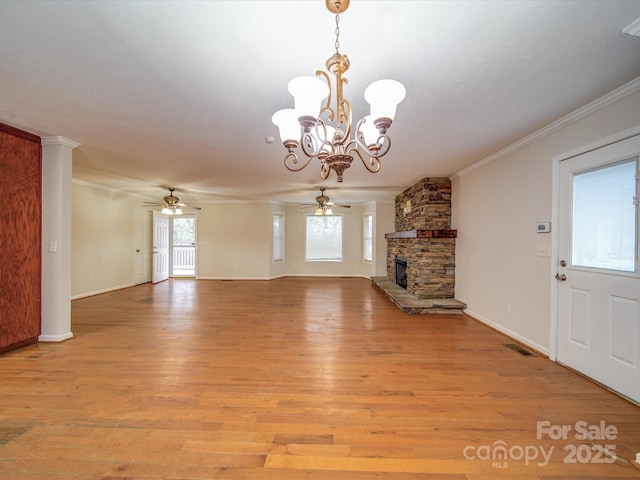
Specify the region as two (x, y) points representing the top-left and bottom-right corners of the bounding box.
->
(0, 122), (42, 354)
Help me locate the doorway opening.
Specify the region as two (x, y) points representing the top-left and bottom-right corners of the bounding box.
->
(170, 214), (197, 277)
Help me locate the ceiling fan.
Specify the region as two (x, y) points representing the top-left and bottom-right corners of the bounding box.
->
(299, 188), (351, 215)
(142, 188), (202, 215)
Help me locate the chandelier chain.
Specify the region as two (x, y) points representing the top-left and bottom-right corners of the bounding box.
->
(334, 11), (341, 54)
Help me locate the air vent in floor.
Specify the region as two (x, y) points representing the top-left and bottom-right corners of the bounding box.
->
(504, 343), (535, 356)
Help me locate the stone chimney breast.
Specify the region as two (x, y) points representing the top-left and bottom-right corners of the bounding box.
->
(385, 178), (457, 299)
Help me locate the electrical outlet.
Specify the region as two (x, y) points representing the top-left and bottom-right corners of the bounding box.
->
(506, 303), (511, 314)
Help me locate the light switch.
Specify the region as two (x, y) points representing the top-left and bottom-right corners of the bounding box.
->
(536, 244), (550, 257)
(49, 241), (57, 253)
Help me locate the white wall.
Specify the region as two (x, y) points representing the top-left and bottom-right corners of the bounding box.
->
(373, 201), (395, 277)
(71, 181), (140, 298)
(451, 88), (640, 354)
(283, 203), (377, 277)
(70, 185), (393, 294)
(196, 202), (273, 279)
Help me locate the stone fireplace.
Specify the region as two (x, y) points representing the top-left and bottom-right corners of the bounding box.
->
(385, 178), (457, 299)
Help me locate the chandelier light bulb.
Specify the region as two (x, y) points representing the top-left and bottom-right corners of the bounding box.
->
(359, 115), (381, 146)
(272, 109), (300, 143)
(312, 124), (336, 153)
(364, 79), (406, 122)
(288, 76), (329, 121)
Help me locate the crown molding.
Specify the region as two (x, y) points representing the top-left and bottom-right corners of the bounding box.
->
(623, 17), (640, 36)
(41, 136), (81, 149)
(452, 76), (640, 179)
(72, 178), (148, 198)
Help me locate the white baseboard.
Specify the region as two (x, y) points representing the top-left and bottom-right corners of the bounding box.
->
(71, 283), (134, 300)
(196, 276), (276, 280)
(195, 274), (368, 280)
(464, 309), (550, 357)
(39, 332), (74, 342)
(283, 274), (369, 278)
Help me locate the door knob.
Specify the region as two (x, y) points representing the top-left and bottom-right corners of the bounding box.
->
(136, 249), (140, 253)
(555, 273), (566, 281)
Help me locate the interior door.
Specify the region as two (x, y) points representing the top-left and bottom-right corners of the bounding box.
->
(152, 210), (170, 283)
(557, 134), (640, 403)
(133, 208), (153, 285)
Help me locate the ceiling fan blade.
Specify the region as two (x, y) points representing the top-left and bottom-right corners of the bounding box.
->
(177, 203), (202, 210)
(299, 205), (316, 209)
(143, 202), (163, 205)
(334, 204), (351, 208)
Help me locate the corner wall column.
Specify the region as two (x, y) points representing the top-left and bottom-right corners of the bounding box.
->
(40, 136), (80, 342)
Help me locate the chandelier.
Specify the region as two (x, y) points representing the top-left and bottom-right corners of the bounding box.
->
(272, 0), (406, 183)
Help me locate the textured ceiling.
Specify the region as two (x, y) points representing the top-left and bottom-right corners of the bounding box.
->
(1, 0), (639, 205)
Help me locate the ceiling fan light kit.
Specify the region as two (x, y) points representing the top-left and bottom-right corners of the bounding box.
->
(143, 188), (202, 215)
(272, 0), (405, 183)
(299, 187), (351, 215)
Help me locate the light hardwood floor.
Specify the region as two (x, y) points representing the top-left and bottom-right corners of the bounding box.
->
(1, 277), (639, 479)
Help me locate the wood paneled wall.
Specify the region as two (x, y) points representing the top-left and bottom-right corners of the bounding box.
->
(0, 122), (42, 354)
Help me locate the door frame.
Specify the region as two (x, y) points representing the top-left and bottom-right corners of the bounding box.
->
(550, 124), (640, 361)
(169, 212), (198, 277)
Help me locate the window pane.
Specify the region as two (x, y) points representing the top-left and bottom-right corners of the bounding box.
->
(273, 212), (284, 262)
(571, 158), (638, 272)
(173, 216), (195, 245)
(363, 213), (373, 262)
(306, 215), (343, 261)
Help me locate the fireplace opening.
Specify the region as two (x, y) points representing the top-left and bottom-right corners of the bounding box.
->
(394, 256), (408, 289)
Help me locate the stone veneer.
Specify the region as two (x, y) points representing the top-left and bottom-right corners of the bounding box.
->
(385, 178), (457, 299)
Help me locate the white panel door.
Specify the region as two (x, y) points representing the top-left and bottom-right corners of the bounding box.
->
(133, 208), (153, 285)
(152, 211), (170, 284)
(557, 134), (640, 403)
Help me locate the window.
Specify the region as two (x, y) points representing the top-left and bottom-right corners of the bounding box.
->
(571, 157), (638, 272)
(306, 215), (343, 261)
(273, 212), (284, 262)
(363, 212), (373, 262)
